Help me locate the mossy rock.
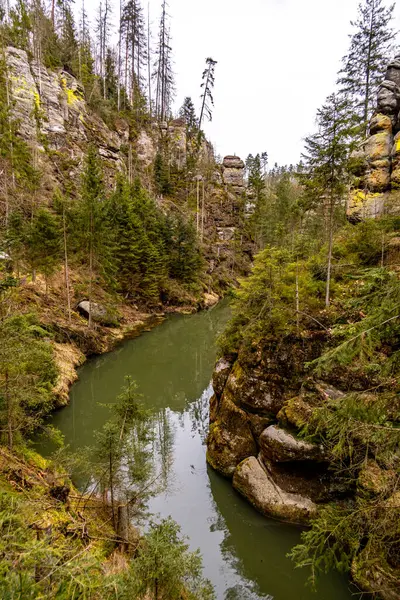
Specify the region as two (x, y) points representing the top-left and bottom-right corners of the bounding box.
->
(206, 394), (257, 478)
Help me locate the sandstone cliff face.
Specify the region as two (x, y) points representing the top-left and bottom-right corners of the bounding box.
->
(348, 56), (400, 221)
(6, 46), (126, 191)
(5, 45), (253, 294)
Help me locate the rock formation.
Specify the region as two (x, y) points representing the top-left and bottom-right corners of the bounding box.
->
(222, 155), (245, 192)
(348, 55), (400, 221)
(206, 335), (349, 523)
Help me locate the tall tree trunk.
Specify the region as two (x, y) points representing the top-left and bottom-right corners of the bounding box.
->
(5, 371), (12, 451)
(325, 196), (334, 309)
(117, 0), (122, 111)
(109, 445), (116, 529)
(201, 180), (205, 242)
(147, 2), (151, 115)
(295, 259), (300, 335)
(63, 208), (72, 323)
(88, 209), (93, 329)
(196, 179), (200, 233)
(364, 4), (375, 137)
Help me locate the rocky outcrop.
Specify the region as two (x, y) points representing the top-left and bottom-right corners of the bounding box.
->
(259, 425), (325, 463)
(222, 155), (245, 191)
(233, 456), (317, 524)
(207, 350), (349, 521)
(207, 392), (257, 477)
(348, 55), (400, 221)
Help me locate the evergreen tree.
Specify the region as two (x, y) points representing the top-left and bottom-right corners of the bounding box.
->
(0, 315), (57, 450)
(300, 94), (349, 308)
(75, 146), (112, 326)
(26, 208), (61, 288)
(153, 0), (174, 121)
(199, 57), (217, 129)
(179, 96), (197, 132)
(121, 0), (147, 107)
(338, 0), (396, 138)
(104, 46), (118, 103)
(58, 0), (79, 73)
(128, 517), (215, 600)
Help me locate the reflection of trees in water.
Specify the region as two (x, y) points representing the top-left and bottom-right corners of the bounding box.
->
(207, 467), (273, 600)
(154, 408), (175, 490)
(225, 585), (273, 600)
(188, 383), (213, 443)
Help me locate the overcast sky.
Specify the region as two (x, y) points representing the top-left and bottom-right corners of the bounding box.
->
(87, 0), (400, 167)
(156, 0), (400, 166)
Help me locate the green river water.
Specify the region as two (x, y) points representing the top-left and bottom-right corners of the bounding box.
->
(41, 301), (354, 600)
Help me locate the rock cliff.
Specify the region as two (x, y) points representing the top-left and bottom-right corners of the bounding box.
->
(348, 56), (400, 221)
(5, 45), (253, 297)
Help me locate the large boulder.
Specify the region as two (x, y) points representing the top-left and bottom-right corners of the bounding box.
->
(206, 394), (257, 478)
(77, 301), (118, 326)
(259, 425), (325, 463)
(233, 456), (317, 524)
(347, 190), (386, 221)
(365, 164), (392, 192)
(385, 56), (400, 89)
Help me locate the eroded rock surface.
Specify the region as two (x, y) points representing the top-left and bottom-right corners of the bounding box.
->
(233, 456), (317, 524)
(348, 54), (400, 219)
(259, 425), (325, 463)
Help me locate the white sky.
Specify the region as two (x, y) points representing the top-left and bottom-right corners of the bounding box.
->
(88, 0), (400, 166)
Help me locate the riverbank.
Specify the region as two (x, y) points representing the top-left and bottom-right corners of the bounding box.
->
(12, 273), (220, 409)
(40, 299), (353, 600)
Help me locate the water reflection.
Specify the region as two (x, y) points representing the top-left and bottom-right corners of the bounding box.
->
(38, 301), (353, 600)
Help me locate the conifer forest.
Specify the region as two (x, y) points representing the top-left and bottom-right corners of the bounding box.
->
(0, 0), (400, 598)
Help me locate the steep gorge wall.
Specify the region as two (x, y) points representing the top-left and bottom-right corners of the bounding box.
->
(4, 46), (253, 299)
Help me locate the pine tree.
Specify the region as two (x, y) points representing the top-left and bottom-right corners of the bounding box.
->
(128, 517), (215, 600)
(300, 94), (349, 308)
(338, 0), (396, 138)
(199, 57), (217, 129)
(153, 0), (174, 121)
(121, 0), (147, 107)
(96, 0), (113, 98)
(104, 46), (118, 103)
(26, 208), (61, 289)
(58, 0), (79, 73)
(76, 146), (112, 327)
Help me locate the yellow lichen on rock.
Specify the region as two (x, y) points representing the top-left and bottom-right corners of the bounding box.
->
(365, 131), (392, 162)
(370, 113), (392, 134)
(365, 167), (391, 192)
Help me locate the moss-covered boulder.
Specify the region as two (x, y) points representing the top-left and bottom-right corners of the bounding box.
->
(233, 456), (317, 524)
(206, 393), (257, 478)
(259, 425), (325, 463)
(224, 361), (284, 416)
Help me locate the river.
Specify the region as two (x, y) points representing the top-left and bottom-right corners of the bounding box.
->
(41, 300), (354, 600)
